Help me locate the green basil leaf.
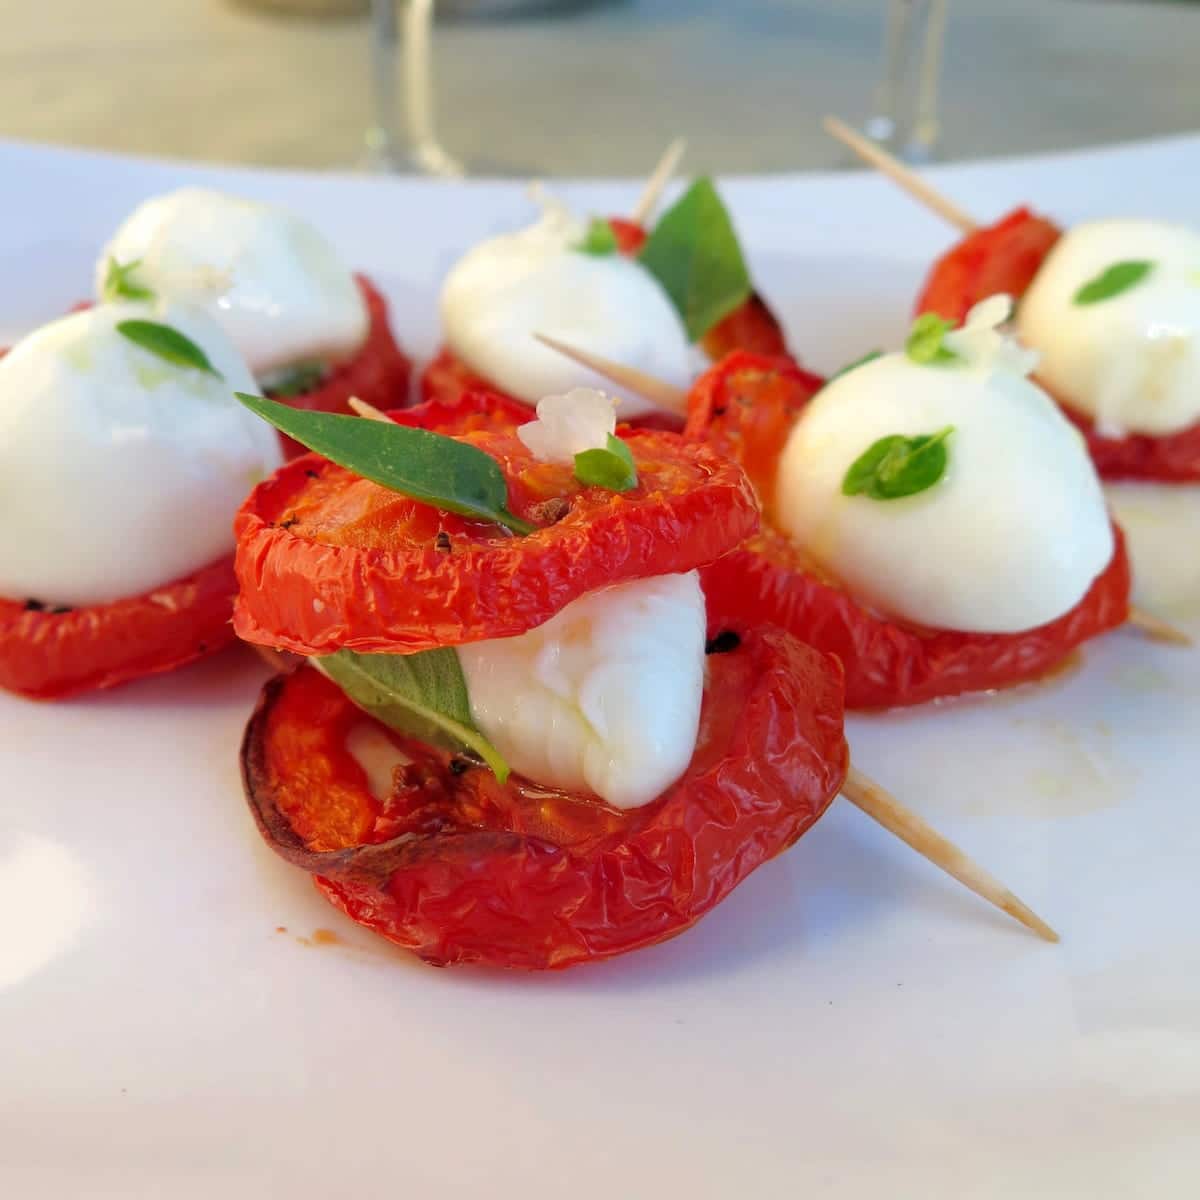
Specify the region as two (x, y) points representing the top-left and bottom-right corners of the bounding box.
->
(574, 433), (638, 492)
(638, 177), (752, 341)
(828, 349), (883, 383)
(235, 393), (534, 535)
(577, 217), (618, 256)
(265, 361), (328, 398)
(103, 257), (155, 302)
(842, 426), (954, 501)
(905, 314), (960, 366)
(1073, 260), (1153, 306)
(318, 648), (509, 783)
(116, 319), (221, 377)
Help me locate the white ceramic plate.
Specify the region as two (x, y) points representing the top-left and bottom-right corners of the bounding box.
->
(2, 137), (1199, 1199)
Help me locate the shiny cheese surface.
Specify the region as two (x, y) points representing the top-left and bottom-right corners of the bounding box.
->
(458, 572), (705, 810)
(1017, 219), (1200, 436)
(775, 340), (1114, 634)
(0, 302), (281, 608)
(96, 188), (368, 379)
(440, 207), (691, 419)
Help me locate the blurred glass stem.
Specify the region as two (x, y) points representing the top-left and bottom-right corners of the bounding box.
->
(865, 0), (949, 164)
(365, 0), (466, 176)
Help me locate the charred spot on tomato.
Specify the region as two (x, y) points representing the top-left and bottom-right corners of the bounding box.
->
(705, 630), (741, 655)
(434, 531), (453, 554)
(528, 496), (571, 527)
(23, 599), (46, 612)
(304, 469), (320, 479)
(448, 757), (473, 775)
(26, 598), (73, 615)
(278, 515), (300, 531)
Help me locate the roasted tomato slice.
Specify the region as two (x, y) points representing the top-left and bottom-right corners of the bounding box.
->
(684, 351), (1131, 708)
(240, 621), (848, 969)
(0, 555), (239, 701)
(234, 416), (759, 656)
(701, 525), (1131, 710)
(271, 275), (412, 457)
(915, 207), (1063, 325)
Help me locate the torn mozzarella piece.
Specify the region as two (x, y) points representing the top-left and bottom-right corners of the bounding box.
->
(458, 572), (706, 809)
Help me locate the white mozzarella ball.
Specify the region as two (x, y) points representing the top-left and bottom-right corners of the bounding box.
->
(0, 302), (282, 608)
(96, 188), (368, 379)
(440, 210), (691, 419)
(775, 351), (1114, 633)
(1017, 219), (1200, 436)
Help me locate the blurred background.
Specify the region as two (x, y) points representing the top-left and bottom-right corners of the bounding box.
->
(2, 0), (1197, 175)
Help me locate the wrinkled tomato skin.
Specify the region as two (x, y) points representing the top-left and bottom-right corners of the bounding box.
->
(234, 400), (760, 656)
(272, 275), (412, 458)
(0, 555), (239, 700)
(240, 623), (848, 969)
(700, 526), (1131, 710)
(914, 207), (1063, 325)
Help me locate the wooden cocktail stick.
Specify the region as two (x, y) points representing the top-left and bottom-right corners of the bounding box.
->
(841, 766), (1058, 942)
(630, 137), (688, 226)
(348, 395), (394, 422)
(823, 115), (977, 233)
(533, 333), (689, 416)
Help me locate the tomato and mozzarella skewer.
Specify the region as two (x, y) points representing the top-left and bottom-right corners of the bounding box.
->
(319, 390), (1057, 949)
(537, 296), (1192, 706)
(421, 174), (790, 421)
(826, 116), (1200, 484)
(0, 300), (282, 698)
(96, 188), (412, 436)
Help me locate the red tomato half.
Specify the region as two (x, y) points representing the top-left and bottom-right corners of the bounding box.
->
(701, 526), (1131, 710)
(0, 555), (239, 700)
(272, 275), (412, 457)
(233, 416), (759, 656)
(240, 619), (848, 970)
(914, 206), (1063, 325)
(684, 352), (1132, 708)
